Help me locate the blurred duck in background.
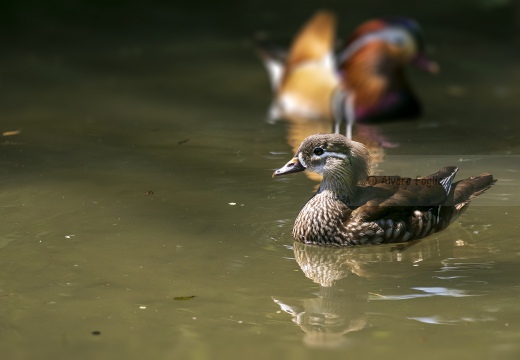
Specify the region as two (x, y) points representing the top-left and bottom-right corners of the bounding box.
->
(256, 11), (339, 124)
(335, 16), (439, 133)
(255, 11), (439, 139)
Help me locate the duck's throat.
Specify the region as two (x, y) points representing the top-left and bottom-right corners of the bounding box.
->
(318, 169), (358, 206)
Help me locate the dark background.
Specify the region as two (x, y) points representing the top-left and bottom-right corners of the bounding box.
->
(1, 0), (519, 46)
(1, 0), (519, 154)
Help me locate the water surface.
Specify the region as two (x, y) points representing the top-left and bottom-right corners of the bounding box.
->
(0, 1), (520, 359)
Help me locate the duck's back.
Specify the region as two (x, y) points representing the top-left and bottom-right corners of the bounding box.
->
(348, 167), (495, 244)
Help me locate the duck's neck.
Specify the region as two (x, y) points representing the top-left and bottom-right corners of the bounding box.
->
(317, 167), (359, 206)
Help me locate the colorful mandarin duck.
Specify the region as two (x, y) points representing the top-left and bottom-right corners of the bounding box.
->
(256, 11), (439, 137)
(273, 134), (495, 246)
(334, 16), (439, 131)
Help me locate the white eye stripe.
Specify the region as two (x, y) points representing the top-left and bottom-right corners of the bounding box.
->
(298, 153), (307, 168)
(325, 151), (348, 160)
(338, 27), (414, 63)
(302, 150), (348, 166)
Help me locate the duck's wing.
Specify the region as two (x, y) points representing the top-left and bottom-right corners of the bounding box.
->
(356, 166), (457, 215)
(284, 11), (336, 74)
(348, 167), (459, 243)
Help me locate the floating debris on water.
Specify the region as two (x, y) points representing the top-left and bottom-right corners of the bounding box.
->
(2, 130), (21, 136)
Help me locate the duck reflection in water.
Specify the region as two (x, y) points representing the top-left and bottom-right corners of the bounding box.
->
(273, 242), (369, 348)
(256, 10), (438, 156)
(272, 241), (438, 348)
(273, 237), (495, 348)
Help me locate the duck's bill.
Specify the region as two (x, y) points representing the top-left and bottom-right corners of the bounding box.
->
(272, 156), (306, 177)
(413, 53), (440, 74)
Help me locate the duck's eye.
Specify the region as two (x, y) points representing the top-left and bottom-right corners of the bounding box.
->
(313, 147), (324, 156)
(391, 36), (405, 46)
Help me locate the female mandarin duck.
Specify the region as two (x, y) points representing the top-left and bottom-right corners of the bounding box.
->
(273, 134), (495, 246)
(256, 11), (439, 137)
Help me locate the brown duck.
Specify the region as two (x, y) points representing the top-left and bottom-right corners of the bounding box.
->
(273, 134), (495, 246)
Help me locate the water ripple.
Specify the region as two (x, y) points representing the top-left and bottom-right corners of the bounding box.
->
(409, 315), (496, 325)
(369, 287), (475, 300)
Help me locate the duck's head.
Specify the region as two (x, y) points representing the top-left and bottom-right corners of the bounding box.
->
(273, 134), (370, 184)
(342, 17), (439, 73)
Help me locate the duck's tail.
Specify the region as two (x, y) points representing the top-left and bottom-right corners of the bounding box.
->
(254, 33), (286, 91)
(452, 172), (496, 210)
(436, 172), (496, 231)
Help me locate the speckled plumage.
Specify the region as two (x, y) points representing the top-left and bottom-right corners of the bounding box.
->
(273, 134), (496, 246)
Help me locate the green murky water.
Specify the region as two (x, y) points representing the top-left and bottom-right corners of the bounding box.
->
(0, 1), (519, 359)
